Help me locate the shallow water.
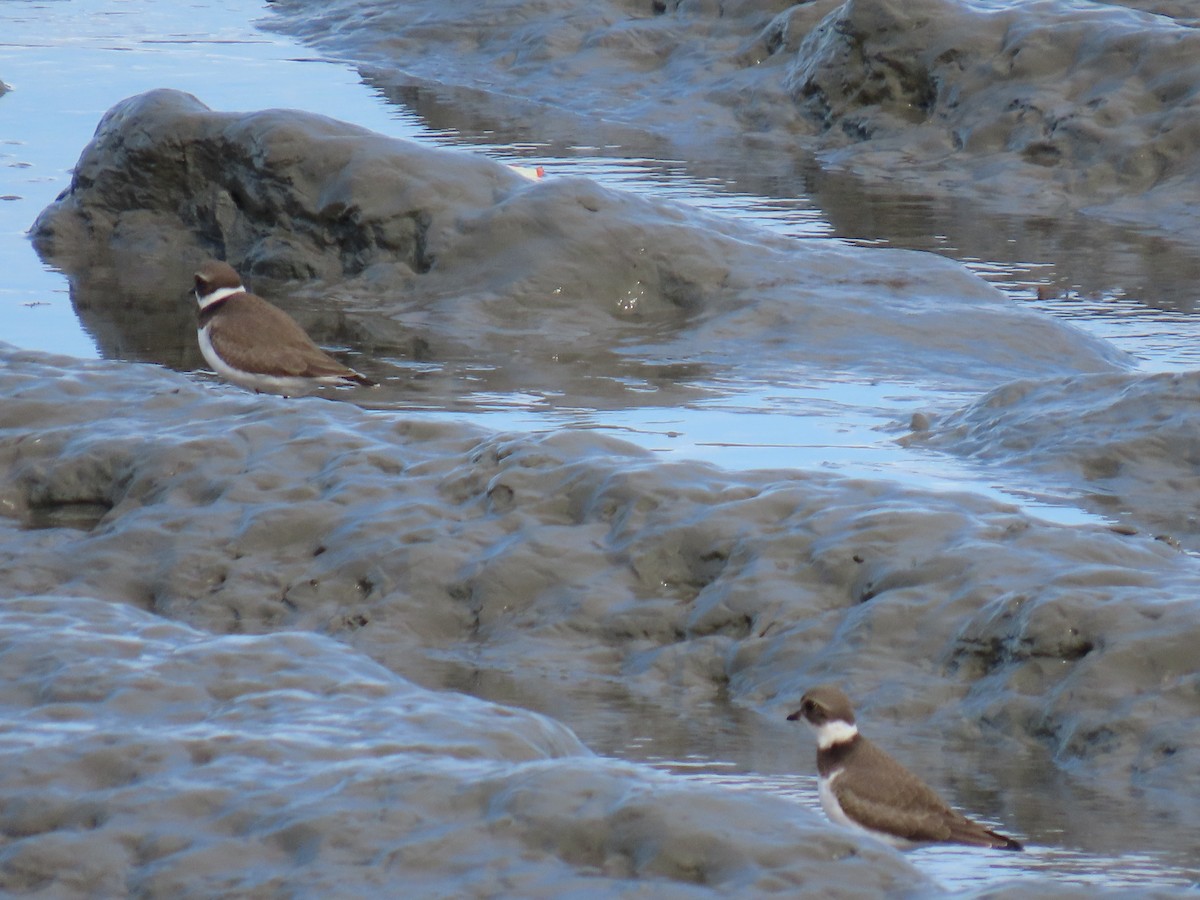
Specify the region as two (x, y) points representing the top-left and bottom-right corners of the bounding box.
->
(3, 0), (1200, 893)
(668, 770), (1199, 894)
(472, 672), (1200, 892)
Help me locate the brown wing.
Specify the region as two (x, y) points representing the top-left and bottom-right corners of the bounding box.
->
(208, 294), (362, 379)
(833, 740), (958, 842)
(835, 739), (1021, 849)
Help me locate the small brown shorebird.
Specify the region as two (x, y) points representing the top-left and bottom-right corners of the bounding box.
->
(788, 685), (1023, 851)
(192, 259), (375, 396)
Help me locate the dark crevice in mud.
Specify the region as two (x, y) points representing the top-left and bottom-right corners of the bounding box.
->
(11, 453), (133, 533)
(22, 499), (114, 532)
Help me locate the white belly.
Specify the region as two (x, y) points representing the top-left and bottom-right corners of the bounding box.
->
(198, 325), (319, 396)
(818, 769), (858, 829)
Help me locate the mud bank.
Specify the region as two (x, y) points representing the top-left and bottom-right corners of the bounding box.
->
(0, 593), (925, 897)
(908, 370), (1200, 550)
(267, 0), (1200, 236)
(2, 347), (1199, 888)
(31, 89), (1125, 406)
(12, 11), (1200, 884)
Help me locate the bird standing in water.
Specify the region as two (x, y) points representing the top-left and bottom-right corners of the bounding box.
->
(192, 259), (375, 396)
(788, 685), (1023, 851)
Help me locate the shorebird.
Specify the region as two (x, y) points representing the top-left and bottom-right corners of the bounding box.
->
(192, 259), (375, 396)
(788, 685), (1023, 851)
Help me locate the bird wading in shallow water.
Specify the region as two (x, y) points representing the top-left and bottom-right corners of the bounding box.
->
(787, 685), (1023, 851)
(192, 259), (376, 396)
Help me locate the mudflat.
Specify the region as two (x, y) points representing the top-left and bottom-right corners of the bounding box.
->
(4, 0), (1200, 894)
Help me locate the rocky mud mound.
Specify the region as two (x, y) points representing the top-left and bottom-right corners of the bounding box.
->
(1, 591), (923, 897)
(3, 348), (1199, 874)
(31, 88), (1125, 404)
(907, 370), (1200, 548)
(268, 0), (1200, 234)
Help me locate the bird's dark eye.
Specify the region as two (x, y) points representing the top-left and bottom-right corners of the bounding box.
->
(803, 699), (816, 714)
